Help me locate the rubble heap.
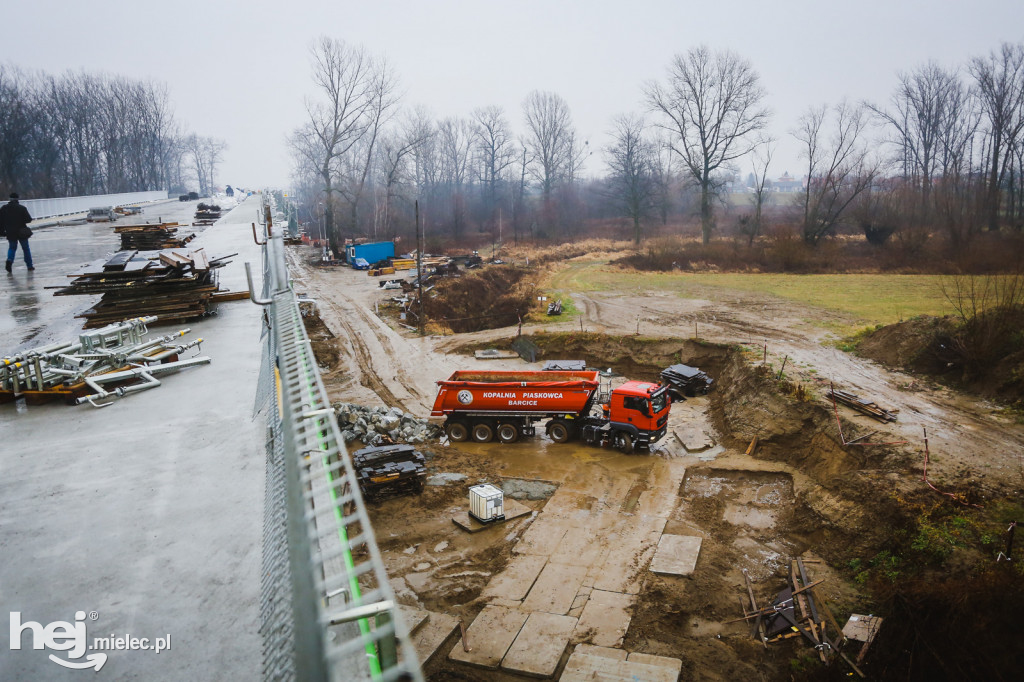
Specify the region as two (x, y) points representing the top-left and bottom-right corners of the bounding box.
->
(334, 402), (442, 446)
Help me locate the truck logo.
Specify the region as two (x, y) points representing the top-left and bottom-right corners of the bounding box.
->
(457, 390), (473, 405)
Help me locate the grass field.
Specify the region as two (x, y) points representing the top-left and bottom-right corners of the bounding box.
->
(545, 261), (955, 328)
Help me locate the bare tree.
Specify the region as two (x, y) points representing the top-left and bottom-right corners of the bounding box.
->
(646, 46), (770, 244)
(289, 36), (397, 253)
(794, 101), (879, 244)
(522, 91), (576, 201)
(605, 114), (656, 244)
(0, 65), (33, 196)
(375, 110), (430, 240)
(438, 116), (474, 239)
(184, 134), (227, 194)
(868, 62), (973, 212)
(471, 105), (517, 223)
(743, 138), (774, 246)
(970, 42), (1024, 231)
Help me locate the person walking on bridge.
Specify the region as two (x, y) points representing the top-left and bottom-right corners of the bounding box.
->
(1, 192), (34, 273)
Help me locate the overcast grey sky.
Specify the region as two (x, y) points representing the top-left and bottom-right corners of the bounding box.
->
(4, 0), (1022, 190)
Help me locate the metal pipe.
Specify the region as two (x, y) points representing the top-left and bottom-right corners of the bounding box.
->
(327, 600), (395, 626)
(246, 262), (272, 305)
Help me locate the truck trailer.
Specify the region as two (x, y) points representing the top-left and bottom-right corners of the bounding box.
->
(430, 370), (670, 453)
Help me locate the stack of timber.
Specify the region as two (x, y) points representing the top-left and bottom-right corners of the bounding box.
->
(828, 387), (899, 422)
(193, 202), (222, 225)
(53, 248), (236, 328)
(114, 222), (195, 250)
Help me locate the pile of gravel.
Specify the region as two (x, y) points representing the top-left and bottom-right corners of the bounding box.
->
(334, 402), (442, 446)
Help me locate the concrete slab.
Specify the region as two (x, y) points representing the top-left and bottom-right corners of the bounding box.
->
(552, 522), (609, 568)
(627, 651), (684, 676)
(649, 534), (703, 577)
(573, 590), (635, 647)
(521, 562), (589, 615)
(574, 643), (628, 661)
(674, 426), (715, 452)
(593, 515), (665, 594)
(500, 611), (577, 677)
(411, 611), (459, 666)
(397, 605), (430, 634)
(448, 605), (528, 669)
(481, 554), (547, 602)
(541, 489), (597, 518)
(561, 647), (679, 682)
(452, 497), (532, 532)
(513, 516), (572, 556)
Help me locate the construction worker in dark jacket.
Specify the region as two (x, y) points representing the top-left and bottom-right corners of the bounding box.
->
(1, 192), (34, 272)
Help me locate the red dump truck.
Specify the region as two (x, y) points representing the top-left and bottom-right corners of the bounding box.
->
(430, 370), (670, 453)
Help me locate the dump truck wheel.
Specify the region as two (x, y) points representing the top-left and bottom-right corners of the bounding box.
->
(447, 422), (469, 442)
(614, 431), (634, 454)
(549, 421), (572, 443)
(471, 422), (494, 443)
(497, 423), (520, 444)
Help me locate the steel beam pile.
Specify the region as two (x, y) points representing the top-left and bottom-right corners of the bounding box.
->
(115, 222), (196, 250)
(0, 316), (210, 406)
(53, 248), (234, 328)
(828, 388), (898, 422)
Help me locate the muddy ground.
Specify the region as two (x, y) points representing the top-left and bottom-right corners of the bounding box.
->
(287, 248), (1024, 680)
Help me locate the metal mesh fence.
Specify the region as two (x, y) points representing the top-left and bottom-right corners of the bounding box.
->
(254, 200), (422, 682)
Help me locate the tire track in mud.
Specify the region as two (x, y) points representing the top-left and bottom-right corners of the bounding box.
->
(318, 295), (408, 411)
(346, 302), (424, 400)
(285, 252), (410, 411)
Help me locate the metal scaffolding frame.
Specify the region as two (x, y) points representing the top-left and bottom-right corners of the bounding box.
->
(252, 198), (422, 682)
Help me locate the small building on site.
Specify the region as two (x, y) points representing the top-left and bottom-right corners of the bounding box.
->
(345, 241), (395, 267)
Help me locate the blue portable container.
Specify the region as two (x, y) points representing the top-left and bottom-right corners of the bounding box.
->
(346, 241), (395, 266)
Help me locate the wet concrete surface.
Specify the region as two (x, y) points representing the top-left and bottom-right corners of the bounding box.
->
(1, 199), (212, 352)
(0, 197), (264, 680)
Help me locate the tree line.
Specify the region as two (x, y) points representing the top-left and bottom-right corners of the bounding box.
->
(291, 37), (1024, 253)
(0, 64), (227, 199)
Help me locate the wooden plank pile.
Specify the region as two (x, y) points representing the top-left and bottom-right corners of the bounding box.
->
(193, 202), (222, 225)
(114, 222), (195, 250)
(828, 388), (899, 422)
(52, 248), (234, 328)
(735, 559), (866, 677)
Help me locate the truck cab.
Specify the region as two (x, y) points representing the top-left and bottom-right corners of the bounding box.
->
(604, 381), (670, 448)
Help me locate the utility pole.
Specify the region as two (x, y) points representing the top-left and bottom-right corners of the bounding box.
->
(416, 200), (424, 337)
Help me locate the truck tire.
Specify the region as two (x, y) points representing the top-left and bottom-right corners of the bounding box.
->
(471, 422), (495, 443)
(446, 421), (469, 442)
(613, 431), (634, 454)
(548, 420), (573, 444)
(497, 422), (520, 444)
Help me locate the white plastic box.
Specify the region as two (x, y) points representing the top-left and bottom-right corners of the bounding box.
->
(468, 484), (505, 523)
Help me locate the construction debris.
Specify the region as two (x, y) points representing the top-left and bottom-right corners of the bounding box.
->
(842, 614), (883, 665)
(661, 364), (714, 400)
(352, 444), (427, 500)
(546, 299), (563, 315)
(0, 316), (209, 407)
(52, 248), (235, 328)
(735, 559), (866, 678)
(115, 222), (195, 250)
(828, 387), (899, 422)
(334, 402), (442, 445)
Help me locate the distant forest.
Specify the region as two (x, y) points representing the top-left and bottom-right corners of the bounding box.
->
(0, 65), (226, 199)
(289, 38), (1024, 253)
